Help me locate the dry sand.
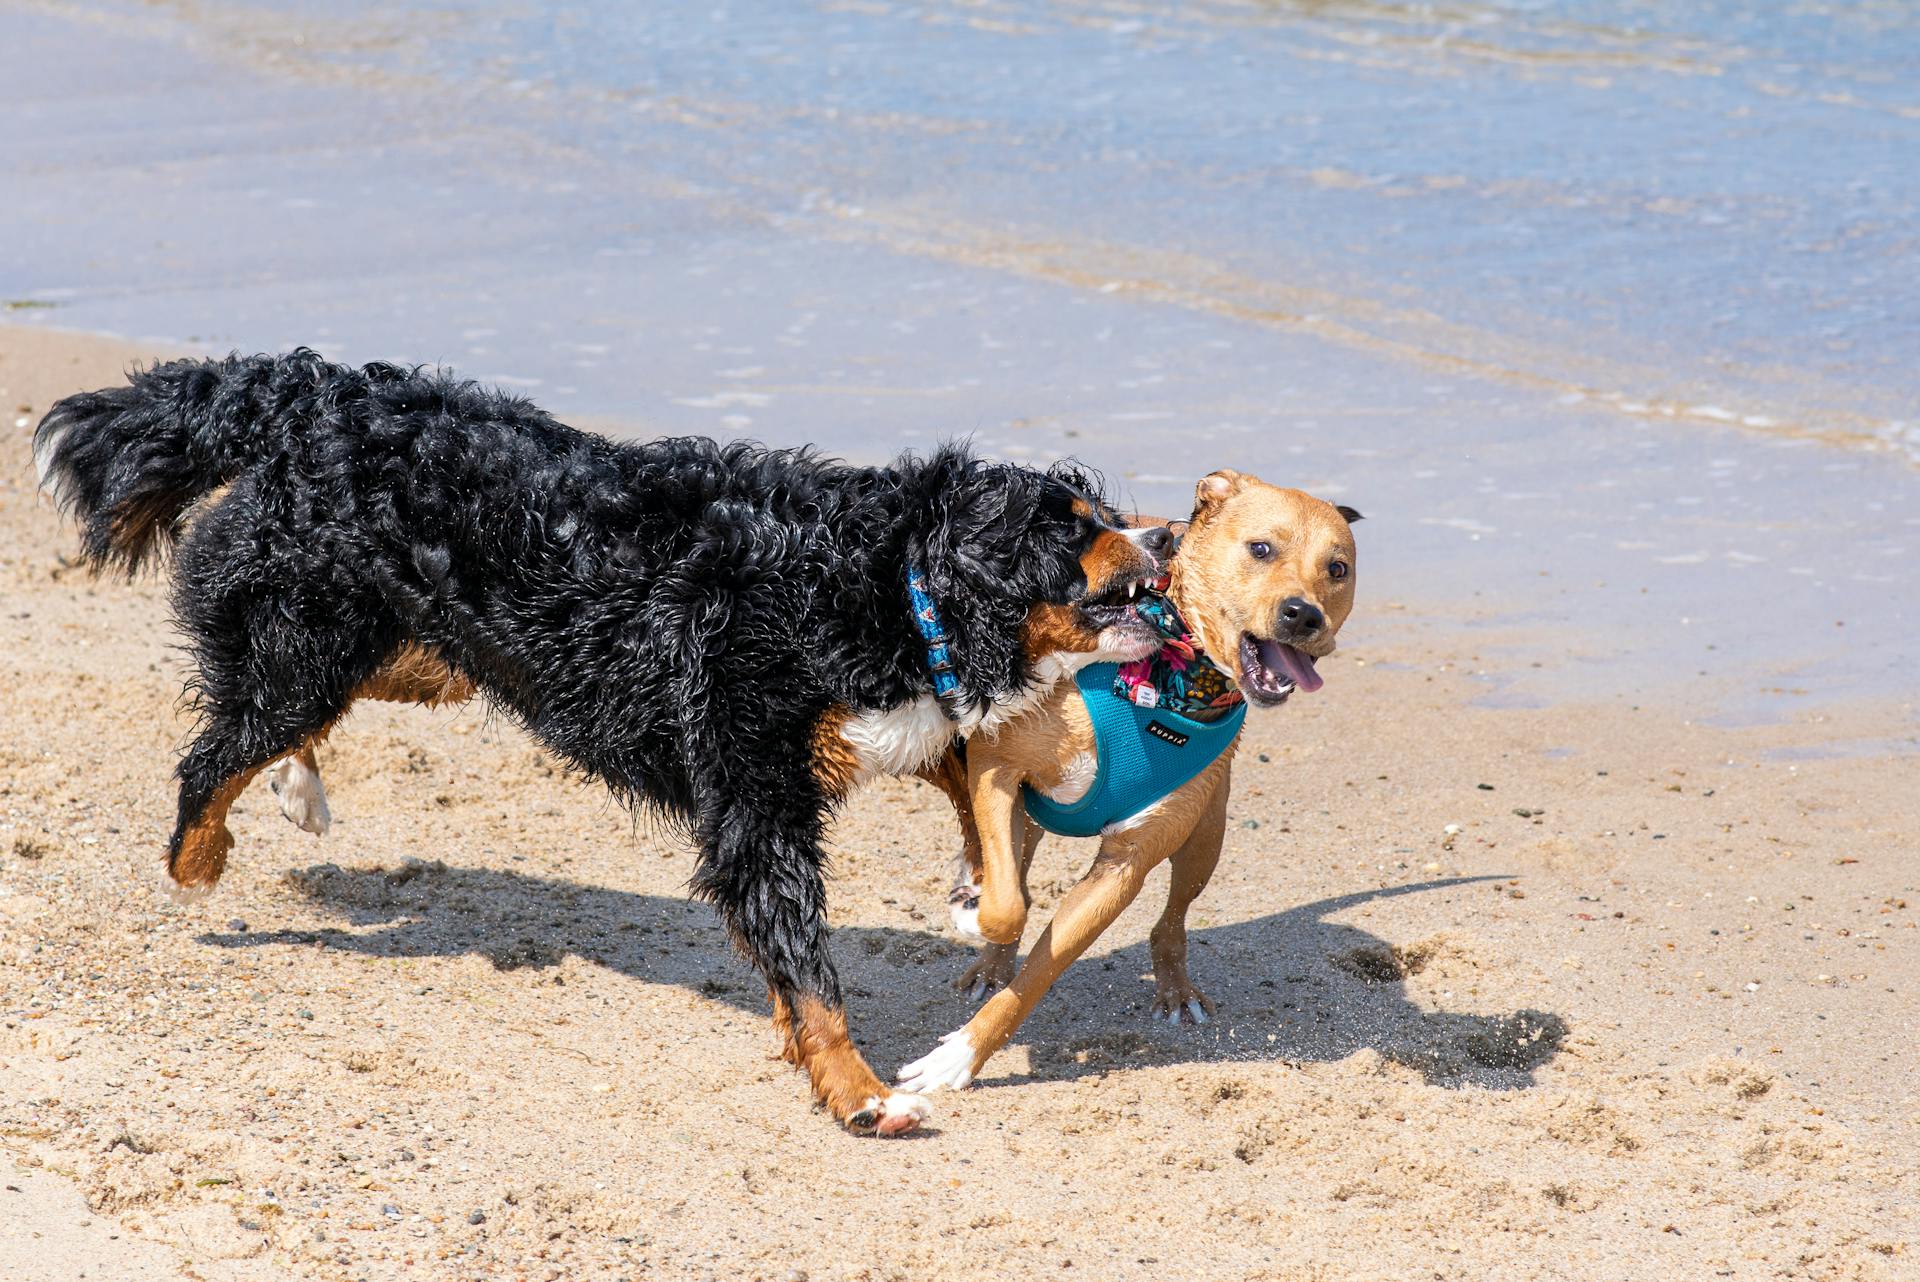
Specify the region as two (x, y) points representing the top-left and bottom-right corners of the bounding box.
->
(1, 327), (1915, 1280)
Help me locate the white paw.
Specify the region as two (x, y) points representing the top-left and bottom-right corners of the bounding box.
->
(267, 756), (331, 836)
(150, 858), (215, 905)
(878, 1092), (931, 1136)
(896, 1030), (978, 1094)
(948, 882), (984, 941)
(851, 1091), (931, 1136)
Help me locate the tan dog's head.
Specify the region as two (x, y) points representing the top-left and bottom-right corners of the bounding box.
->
(1168, 470), (1361, 707)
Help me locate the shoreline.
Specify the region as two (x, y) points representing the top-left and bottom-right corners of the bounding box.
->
(8, 319), (1914, 728)
(3, 326), (1914, 1280)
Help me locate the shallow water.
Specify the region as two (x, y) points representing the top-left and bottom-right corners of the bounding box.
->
(3, 0), (1915, 717)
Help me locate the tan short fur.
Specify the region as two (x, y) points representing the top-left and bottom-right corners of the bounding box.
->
(901, 473), (1359, 1090)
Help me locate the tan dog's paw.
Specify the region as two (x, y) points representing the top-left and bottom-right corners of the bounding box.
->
(953, 942), (1019, 1001)
(1150, 973), (1215, 1026)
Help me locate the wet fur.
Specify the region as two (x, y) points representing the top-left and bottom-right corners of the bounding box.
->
(34, 348), (1151, 1133)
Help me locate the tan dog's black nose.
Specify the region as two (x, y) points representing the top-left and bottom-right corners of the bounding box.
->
(1277, 596), (1325, 640)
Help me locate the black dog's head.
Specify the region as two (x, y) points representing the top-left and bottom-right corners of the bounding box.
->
(914, 453), (1167, 701)
(1018, 463), (1170, 661)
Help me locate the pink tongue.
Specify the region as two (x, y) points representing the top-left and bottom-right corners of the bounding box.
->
(1265, 640), (1324, 693)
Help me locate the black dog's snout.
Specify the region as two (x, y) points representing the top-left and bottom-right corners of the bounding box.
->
(1135, 526), (1174, 559)
(1278, 596), (1325, 637)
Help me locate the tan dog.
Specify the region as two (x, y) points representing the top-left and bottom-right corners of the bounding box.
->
(897, 470), (1359, 1094)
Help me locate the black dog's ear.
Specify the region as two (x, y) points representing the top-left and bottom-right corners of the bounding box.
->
(1046, 459), (1108, 504)
(1335, 504), (1364, 525)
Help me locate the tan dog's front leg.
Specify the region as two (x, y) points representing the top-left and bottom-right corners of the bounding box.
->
(1149, 763), (1229, 1024)
(898, 835), (1161, 1093)
(966, 761), (1031, 947)
(954, 818), (1045, 998)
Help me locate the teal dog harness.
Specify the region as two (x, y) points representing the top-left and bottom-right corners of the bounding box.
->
(1021, 596), (1249, 841)
(1021, 664), (1244, 837)
(907, 567), (1246, 837)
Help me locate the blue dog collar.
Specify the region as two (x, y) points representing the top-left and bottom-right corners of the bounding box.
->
(906, 565), (962, 712)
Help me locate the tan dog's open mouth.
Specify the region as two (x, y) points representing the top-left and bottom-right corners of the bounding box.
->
(1236, 633), (1325, 705)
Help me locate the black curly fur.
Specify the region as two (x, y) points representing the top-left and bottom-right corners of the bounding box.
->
(36, 349), (1126, 1093)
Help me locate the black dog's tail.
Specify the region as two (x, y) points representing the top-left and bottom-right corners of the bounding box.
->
(34, 348), (359, 573)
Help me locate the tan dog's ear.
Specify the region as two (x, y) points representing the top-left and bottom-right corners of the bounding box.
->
(1191, 469), (1248, 521)
(1336, 504), (1364, 524)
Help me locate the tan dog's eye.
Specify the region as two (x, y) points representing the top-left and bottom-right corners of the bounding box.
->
(1329, 559), (1349, 580)
(1247, 541), (1273, 561)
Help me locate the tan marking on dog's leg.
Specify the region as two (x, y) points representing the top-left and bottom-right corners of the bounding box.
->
(787, 996), (928, 1136)
(353, 645), (475, 706)
(810, 705), (863, 804)
(768, 987), (801, 1065)
(165, 644), (475, 900)
(258, 645), (475, 837)
(168, 764), (267, 895)
(1149, 764), (1230, 1024)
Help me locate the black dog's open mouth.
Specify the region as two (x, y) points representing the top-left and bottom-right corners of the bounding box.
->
(1077, 573), (1161, 641)
(1236, 633), (1325, 706)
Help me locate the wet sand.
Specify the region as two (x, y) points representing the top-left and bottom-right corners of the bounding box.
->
(3, 327), (1915, 1279)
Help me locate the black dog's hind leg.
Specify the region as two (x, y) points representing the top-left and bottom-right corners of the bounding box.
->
(164, 510), (397, 897)
(167, 626), (393, 896)
(691, 737), (931, 1137)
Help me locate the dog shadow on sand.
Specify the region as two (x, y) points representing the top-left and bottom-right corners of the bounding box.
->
(204, 860), (1567, 1091)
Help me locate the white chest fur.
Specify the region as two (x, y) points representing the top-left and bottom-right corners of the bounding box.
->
(843, 630), (1153, 784)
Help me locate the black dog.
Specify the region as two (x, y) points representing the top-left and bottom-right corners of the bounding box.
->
(35, 350), (1168, 1134)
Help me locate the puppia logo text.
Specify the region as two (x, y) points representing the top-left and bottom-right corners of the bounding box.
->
(1145, 720), (1190, 747)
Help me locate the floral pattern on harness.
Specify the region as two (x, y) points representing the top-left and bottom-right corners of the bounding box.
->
(1113, 591), (1244, 715)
